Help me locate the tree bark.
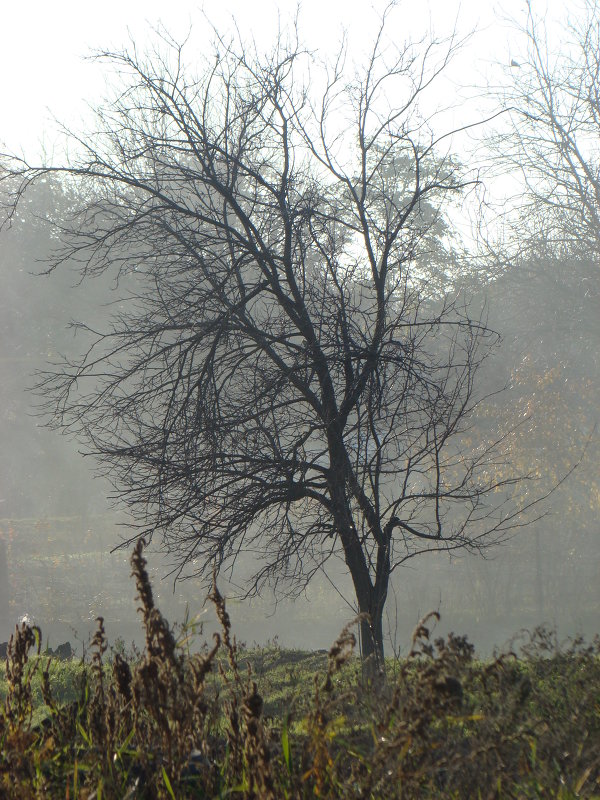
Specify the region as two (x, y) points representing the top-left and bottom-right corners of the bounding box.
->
(352, 563), (388, 673)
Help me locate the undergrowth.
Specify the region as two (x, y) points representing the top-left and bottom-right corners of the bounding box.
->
(0, 538), (599, 798)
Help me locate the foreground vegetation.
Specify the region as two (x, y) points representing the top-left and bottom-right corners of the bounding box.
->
(1, 540), (599, 799)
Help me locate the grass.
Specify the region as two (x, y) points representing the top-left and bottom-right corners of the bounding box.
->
(0, 539), (599, 798)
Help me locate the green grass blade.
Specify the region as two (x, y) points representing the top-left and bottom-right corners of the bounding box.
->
(162, 766), (176, 800)
(282, 714), (292, 774)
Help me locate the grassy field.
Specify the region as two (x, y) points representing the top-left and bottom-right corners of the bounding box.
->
(1, 540), (599, 799)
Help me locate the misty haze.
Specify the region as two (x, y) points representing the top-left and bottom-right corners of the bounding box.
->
(0, 0), (598, 663)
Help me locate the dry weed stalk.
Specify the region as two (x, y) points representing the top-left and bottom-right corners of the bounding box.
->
(242, 680), (276, 800)
(208, 578), (276, 797)
(87, 615), (109, 755)
(302, 616), (363, 796)
(4, 622), (41, 732)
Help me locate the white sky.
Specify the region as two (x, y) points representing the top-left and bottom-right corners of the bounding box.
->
(0, 0), (563, 161)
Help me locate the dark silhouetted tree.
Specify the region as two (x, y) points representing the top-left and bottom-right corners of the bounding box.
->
(1, 11), (534, 663)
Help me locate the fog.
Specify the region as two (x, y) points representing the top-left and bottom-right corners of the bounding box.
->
(0, 1), (598, 658)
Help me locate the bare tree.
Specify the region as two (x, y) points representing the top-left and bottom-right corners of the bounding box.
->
(1, 12), (530, 663)
(497, 0), (600, 263)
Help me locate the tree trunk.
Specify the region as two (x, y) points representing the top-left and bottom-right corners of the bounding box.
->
(327, 441), (389, 673)
(355, 576), (387, 677)
(335, 515), (389, 674)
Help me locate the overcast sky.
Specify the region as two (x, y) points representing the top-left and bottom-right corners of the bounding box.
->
(0, 0), (557, 160)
